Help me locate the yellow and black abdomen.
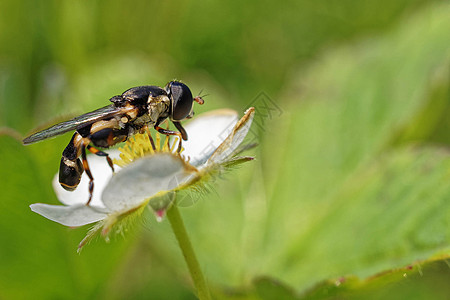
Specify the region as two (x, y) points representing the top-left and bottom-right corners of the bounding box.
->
(59, 117), (129, 192)
(59, 133), (85, 191)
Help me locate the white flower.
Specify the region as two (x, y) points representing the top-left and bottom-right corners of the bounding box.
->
(30, 107), (255, 249)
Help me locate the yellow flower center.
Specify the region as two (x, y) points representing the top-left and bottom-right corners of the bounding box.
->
(113, 130), (182, 167)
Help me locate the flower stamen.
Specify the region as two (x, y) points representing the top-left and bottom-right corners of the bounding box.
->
(114, 130), (184, 168)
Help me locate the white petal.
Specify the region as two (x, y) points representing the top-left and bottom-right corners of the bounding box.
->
(101, 153), (197, 211)
(207, 107), (255, 165)
(30, 203), (108, 226)
(181, 109), (239, 167)
(53, 150), (121, 207)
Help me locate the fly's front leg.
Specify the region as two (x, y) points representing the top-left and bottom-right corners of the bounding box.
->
(154, 126), (183, 153)
(86, 145), (114, 173)
(173, 121), (188, 141)
(81, 146), (94, 205)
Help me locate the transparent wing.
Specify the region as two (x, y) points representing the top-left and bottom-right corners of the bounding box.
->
(23, 104), (126, 145)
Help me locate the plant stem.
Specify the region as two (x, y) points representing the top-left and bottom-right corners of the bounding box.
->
(167, 204), (211, 300)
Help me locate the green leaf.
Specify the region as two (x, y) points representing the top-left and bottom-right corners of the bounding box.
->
(271, 147), (450, 287)
(258, 3), (450, 294)
(254, 259), (450, 300)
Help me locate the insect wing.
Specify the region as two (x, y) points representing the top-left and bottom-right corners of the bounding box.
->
(23, 104), (125, 145)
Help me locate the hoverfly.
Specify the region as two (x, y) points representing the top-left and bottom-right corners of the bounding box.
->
(23, 80), (205, 205)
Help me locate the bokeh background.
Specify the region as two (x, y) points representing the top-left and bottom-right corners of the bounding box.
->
(1, 0), (449, 299)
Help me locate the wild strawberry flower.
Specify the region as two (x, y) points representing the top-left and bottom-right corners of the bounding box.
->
(30, 107), (255, 249)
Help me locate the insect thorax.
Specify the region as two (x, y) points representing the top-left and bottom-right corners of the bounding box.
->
(148, 95), (171, 123)
(126, 95), (170, 131)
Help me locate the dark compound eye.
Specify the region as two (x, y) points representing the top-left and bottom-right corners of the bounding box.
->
(167, 81), (194, 121)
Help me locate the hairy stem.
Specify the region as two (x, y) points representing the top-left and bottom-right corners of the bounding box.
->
(167, 204), (211, 300)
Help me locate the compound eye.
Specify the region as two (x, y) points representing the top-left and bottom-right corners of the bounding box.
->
(169, 81), (194, 121)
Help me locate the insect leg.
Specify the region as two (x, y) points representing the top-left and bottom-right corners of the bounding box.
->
(173, 121), (188, 141)
(81, 146), (94, 205)
(147, 132), (156, 151)
(141, 125), (156, 151)
(86, 145), (114, 173)
(154, 126), (183, 153)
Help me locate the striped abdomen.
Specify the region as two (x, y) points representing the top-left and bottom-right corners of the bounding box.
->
(59, 118), (128, 191)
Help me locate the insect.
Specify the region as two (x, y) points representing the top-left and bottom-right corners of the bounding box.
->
(23, 80), (205, 205)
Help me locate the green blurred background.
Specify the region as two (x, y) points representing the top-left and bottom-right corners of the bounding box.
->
(1, 0), (449, 299)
